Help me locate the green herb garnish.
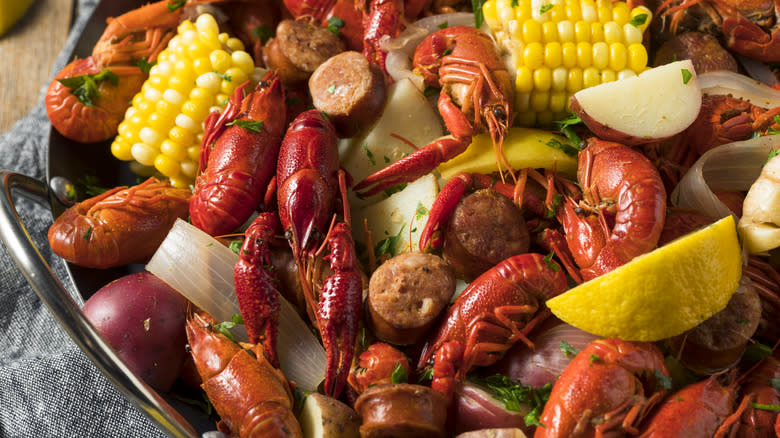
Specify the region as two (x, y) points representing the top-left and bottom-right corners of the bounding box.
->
(226, 119), (264, 133)
(681, 68), (692, 84)
(252, 25), (274, 45)
(629, 13), (648, 27)
(390, 362), (408, 384)
(469, 374), (552, 427)
(327, 16), (345, 35)
(559, 340), (579, 358)
(57, 69), (119, 107)
(212, 314), (244, 342)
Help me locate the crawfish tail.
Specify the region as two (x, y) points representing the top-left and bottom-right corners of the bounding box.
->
(318, 222), (363, 398)
(186, 312), (303, 438)
(190, 71), (286, 236)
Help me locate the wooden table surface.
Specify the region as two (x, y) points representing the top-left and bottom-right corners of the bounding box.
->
(0, 0), (74, 133)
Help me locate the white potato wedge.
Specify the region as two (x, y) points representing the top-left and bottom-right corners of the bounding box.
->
(456, 428), (529, 438)
(339, 78), (444, 189)
(299, 393), (361, 438)
(570, 60), (702, 145)
(352, 173), (439, 258)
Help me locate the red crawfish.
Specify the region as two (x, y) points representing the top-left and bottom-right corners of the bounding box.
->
(189, 71), (286, 237)
(417, 252), (567, 400)
(276, 109), (363, 398)
(536, 338), (671, 437)
(47, 177), (190, 269)
(186, 312), (303, 438)
(354, 26), (514, 197)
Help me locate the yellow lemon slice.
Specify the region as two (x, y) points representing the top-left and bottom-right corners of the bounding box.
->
(437, 127), (578, 180)
(0, 0), (34, 37)
(547, 215), (742, 341)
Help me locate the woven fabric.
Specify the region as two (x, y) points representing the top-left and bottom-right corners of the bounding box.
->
(0, 1), (168, 436)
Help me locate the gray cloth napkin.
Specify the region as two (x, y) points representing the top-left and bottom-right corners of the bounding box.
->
(0, 1), (168, 436)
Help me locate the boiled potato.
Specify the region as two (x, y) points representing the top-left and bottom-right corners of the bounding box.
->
(299, 393), (360, 438)
(456, 428), (529, 438)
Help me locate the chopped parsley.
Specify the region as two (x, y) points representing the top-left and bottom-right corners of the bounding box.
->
(418, 367), (434, 383)
(470, 374), (552, 427)
(229, 239), (244, 255)
(374, 224), (405, 261)
(472, 0), (487, 28)
(326, 83), (336, 94)
(215, 71), (232, 82)
(540, 4), (553, 13)
(57, 69), (119, 107)
(285, 96), (301, 107)
(743, 343), (772, 363)
(437, 21), (449, 29)
(681, 68), (692, 84)
(415, 202), (429, 221)
(362, 143), (376, 164)
(543, 252), (560, 271)
(423, 86), (440, 97)
(546, 138), (581, 157)
(589, 354), (601, 363)
(559, 340), (579, 358)
(135, 57), (156, 74)
(77, 175), (109, 197)
(546, 193), (563, 218)
(82, 226), (92, 242)
(383, 183), (407, 197)
(554, 114), (584, 147)
(765, 148), (780, 167)
(655, 369), (672, 390)
(212, 314), (244, 342)
(226, 119), (264, 133)
(167, 0), (186, 12)
(629, 13), (648, 27)
(751, 403), (780, 411)
(327, 16), (345, 35)
(252, 25), (274, 45)
(390, 362), (408, 384)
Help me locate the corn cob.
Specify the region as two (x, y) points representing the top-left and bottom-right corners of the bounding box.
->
(483, 0), (652, 126)
(111, 14), (263, 188)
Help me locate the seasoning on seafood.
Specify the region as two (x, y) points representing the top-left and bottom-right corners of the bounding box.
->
(277, 110), (363, 398)
(47, 177), (190, 269)
(418, 252), (567, 400)
(185, 312), (303, 438)
(354, 26), (514, 197)
(536, 338), (670, 437)
(190, 71), (286, 237)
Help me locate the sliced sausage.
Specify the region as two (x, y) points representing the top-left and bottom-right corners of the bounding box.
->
(309, 51), (387, 137)
(262, 19), (346, 85)
(355, 383), (449, 438)
(666, 276), (762, 374)
(653, 32), (738, 73)
(367, 252), (456, 346)
(443, 189), (530, 281)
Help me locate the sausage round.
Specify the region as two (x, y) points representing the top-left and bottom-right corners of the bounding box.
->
(309, 51), (387, 137)
(355, 383), (449, 438)
(367, 252), (456, 346)
(262, 19), (346, 85)
(653, 32), (738, 74)
(442, 189), (530, 281)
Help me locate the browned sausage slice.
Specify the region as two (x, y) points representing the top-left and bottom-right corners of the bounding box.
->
(262, 19), (346, 85)
(309, 51), (387, 137)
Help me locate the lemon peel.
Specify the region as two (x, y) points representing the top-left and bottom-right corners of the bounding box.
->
(0, 0), (34, 37)
(437, 127), (578, 180)
(547, 215), (742, 341)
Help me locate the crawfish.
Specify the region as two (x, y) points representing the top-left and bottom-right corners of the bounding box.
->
(734, 355), (780, 437)
(546, 138), (667, 282)
(536, 338), (670, 438)
(277, 110), (363, 398)
(190, 72), (286, 237)
(654, 0), (780, 62)
(45, 1), (193, 143)
(47, 177), (190, 269)
(354, 26), (514, 196)
(348, 342), (412, 394)
(417, 252), (567, 400)
(186, 312), (303, 438)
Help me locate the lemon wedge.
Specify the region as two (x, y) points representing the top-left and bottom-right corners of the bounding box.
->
(547, 216), (742, 341)
(0, 0), (34, 37)
(437, 127), (578, 180)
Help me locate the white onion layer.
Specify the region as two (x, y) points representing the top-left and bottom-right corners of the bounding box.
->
(699, 70), (780, 109)
(146, 219), (326, 391)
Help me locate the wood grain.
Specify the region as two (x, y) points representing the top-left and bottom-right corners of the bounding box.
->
(0, 0), (74, 133)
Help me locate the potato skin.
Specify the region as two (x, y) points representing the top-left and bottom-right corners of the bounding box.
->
(300, 393), (361, 438)
(82, 272), (189, 392)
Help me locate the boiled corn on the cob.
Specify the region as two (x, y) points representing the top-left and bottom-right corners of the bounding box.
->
(111, 14), (263, 188)
(483, 0), (652, 126)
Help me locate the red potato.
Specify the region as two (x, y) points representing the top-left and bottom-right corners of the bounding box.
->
(82, 272), (189, 392)
(570, 60), (702, 145)
(454, 382), (532, 436)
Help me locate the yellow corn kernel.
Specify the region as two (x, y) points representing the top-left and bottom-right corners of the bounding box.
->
(591, 22), (604, 42)
(552, 66), (568, 90)
(210, 50), (232, 73)
(566, 0), (582, 20)
(168, 175), (189, 189)
(600, 68), (616, 83)
(612, 2), (630, 24)
(143, 86), (162, 103)
(112, 139), (134, 161)
(618, 68), (637, 80)
(483, 0), (499, 27)
(623, 23), (643, 44)
(196, 72), (221, 92)
(524, 42), (544, 69)
(515, 93), (531, 112)
(189, 87), (214, 108)
(155, 154), (181, 178)
(597, 5), (612, 23)
(550, 90), (568, 112)
(516, 66), (534, 93)
(574, 21), (590, 42)
(558, 20), (575, 41)
(175, 113), (198, 131)
(169, 126), (195, 146)
(583, 67), (601, 87)
(226, 37), (245, 52)
(139, 127), (164, 147)
(515, 0), (532, 21)
(592, 41), (608, 69)
(187, 145), (200, 162)
(629, 6), (652, 32)
(567, 67), (583, 91)
(562, 41), (577, 67)
(196, 13), (219, 34)
(178, 19), (196, 35)
(603, 21), (622, 44)
(609, 42), (627, 70)
(542, 21), (559, 43)
(147, 75), (165, 90)
(581, 2), (597, 21)
(192, 57), (212, 76)
(155, 59), (173, 77)
(627, 42), (648, 72)
(218, 32), (229, 44)
(530, 91), (550, 112)
(544, 42), (562, 68)
(576, 41), (592, 68)
(132, 143), (158, 166)
(232, 51), (255, 75)
(551, 3), (566, 21)
(223, 67), (249, 92)
(180, 159), (198, 179)
(160, 139), (188, 161)
(534, 67), (552, 91)
(163, 89), (185, 106)
(523, 19), (542, 43)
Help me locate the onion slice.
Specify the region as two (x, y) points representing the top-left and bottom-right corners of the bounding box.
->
(699, 70), (780, 109)
(146, 219), (326, 391)
(672, 135), (780, 220)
